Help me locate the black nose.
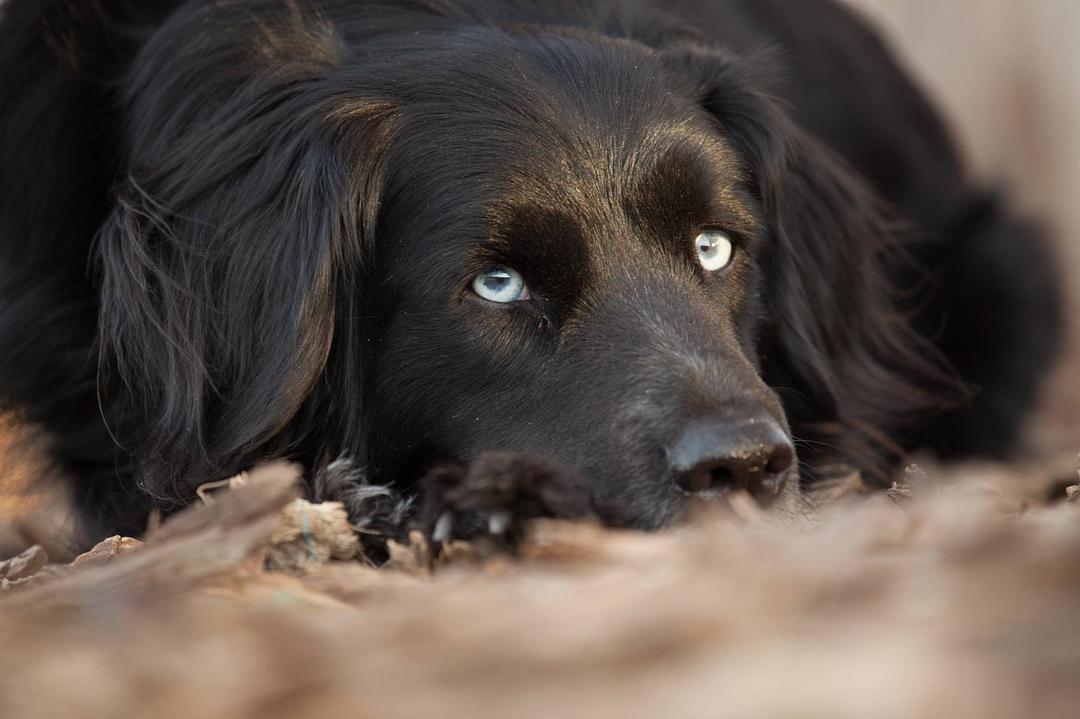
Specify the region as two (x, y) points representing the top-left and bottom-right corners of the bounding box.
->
(668, 416), (794, 504)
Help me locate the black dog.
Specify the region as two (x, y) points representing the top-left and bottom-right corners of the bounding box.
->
(0, 0), (1061, 550)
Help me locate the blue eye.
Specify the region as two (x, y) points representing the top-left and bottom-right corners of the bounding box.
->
(695, 230), (734, 271)
(472, 266), (530, 303)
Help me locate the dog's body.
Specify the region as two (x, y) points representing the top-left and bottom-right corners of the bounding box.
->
(0, 0), (1061, 551)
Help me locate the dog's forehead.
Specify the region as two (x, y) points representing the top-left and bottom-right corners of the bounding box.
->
(384, 118), (750, 274)
(500, 122), (742, 213)
(374, 28), (755, 277)
(396, 75), (742, 214)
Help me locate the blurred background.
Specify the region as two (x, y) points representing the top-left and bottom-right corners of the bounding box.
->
(850, 0), (1078, 454)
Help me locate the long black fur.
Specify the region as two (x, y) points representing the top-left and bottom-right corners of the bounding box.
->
(0, 0), (1061, 548)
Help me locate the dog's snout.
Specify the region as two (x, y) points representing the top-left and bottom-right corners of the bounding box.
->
(669, 416), (794, 504)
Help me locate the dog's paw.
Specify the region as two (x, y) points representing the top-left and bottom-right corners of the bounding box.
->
(416, 451), (594, 552)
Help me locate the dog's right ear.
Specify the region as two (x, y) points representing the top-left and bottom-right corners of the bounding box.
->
(96, 35), (397, 503)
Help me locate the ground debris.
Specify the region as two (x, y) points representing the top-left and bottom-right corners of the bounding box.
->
(0, 463), (301, 612)
(385, 529), (481, 574)
(1, 456), (1079, 719)
(266, 499), (361, 573)
(886, 481), (915, 503)
(155, 461), (302, 543)
(0, 544), (46, 583)
(71, 535), (143, 568)
(386, 530), (435, 574)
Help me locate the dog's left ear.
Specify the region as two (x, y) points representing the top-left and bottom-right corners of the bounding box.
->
(663, 47), (958, 477)
(97, 78), (397, 501)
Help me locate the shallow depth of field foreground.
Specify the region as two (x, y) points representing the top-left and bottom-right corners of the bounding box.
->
(1, 457), (1078, 719)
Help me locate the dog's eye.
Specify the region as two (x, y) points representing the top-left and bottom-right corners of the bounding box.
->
(695, 230), (734, 271)
(472, 267), (530, 303)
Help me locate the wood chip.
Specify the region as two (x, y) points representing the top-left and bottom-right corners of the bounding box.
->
(385, 530), (434, 575)
(887, 481), (915, 504)
(265, 499), (361, 573)
(0, 545), (47, 582)
(148, 461), (301, 544)
(71, 536), (143, 567)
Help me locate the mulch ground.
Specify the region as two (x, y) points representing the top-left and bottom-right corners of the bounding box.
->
(1, 457), (1078, 719)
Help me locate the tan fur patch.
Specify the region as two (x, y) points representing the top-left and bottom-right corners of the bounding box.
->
(0, 414), (81, 561)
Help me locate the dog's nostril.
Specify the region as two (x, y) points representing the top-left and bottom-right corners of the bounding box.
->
(709, 465), (734, 487)
(765, 446), (794, 475)
(674, 460), (747, 495)
(677, 464), (739, 494)
(680, 468), (715, 494)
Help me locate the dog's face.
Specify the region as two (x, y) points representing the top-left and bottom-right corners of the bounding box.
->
(101, 9), (932, 529)
(363, 39), (795, 526)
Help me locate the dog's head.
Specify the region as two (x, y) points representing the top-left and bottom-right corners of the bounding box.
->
(98, 5), (944, 526)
